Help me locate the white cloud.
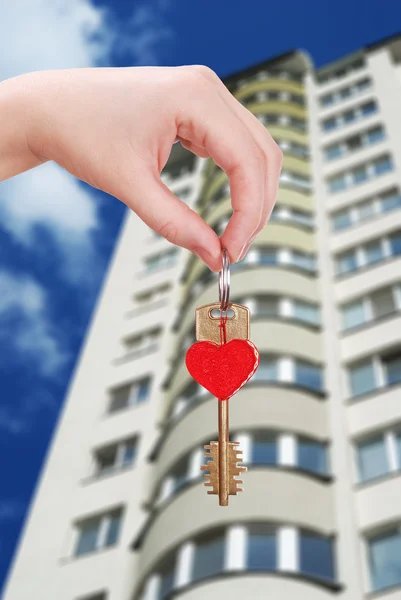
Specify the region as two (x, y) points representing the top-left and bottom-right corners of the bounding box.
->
(0, 0), (174, 282)
(0, 270), (68, 377)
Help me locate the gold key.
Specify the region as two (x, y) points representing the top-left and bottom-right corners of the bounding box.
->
(185, 249), (259, 506)
(196, 301), (249, 506)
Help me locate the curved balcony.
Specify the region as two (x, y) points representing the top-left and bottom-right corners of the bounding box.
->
(356, 474), (401, 531)
(165, 319), (322, 407)
(234, 77), (304, 100)
(175, 266), (319, 349)
(134, 472), (335, 583)
(247, 100), (306, 121)
(182, 244), (317, 304)
(159, 379), (327, 471)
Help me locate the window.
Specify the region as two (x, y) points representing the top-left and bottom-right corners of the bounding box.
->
(371, 287), (395, 320)
(158, 554), (176, 599)
(293, 300), (320, 325)
(192, 531), (224, 582)
(353, 166), (368, 185)
(144, 248), (178, 273)
(382, 191), (401, 213)
(348, 360), (375, 396)
(255, 296), (279, 316)
(364, 240), (384, 265)
(171, 454), (190, 493)
(369, 529), (401, 591)
(319, 78), (371, 108)
(325, 144), (343, 161)
(247, 524), (276, 571)
(251, 432), (277, 465)
(94, 437), (138, 476)
(109, 377), (151, 413)
(342, 299), (366, 330)
(367, 126), (385, 144)
(323, 118), (337, 132)
(298, 438), (327, 474)
(390, 232), (401, 256)
(357, 435), (388, 482)
(332, 209), (352, 231)
(336, 250), (357, 275)
(357, 199), (375, 222)
(291, 251), (316, 272)
(361, 100), (377, 117)
(300, 532), (334, 580)
(255, 356), (278, 381)
(328, 174), (347, 193)
(259, 248), (278, 265)
(74, 509), (123, 557)
(134, 283), (171, 309)
(383, 352), (401, 386)
(123, 327), (160, 358)
(374, 156), (393, 176)
(295, 360), (323, 391)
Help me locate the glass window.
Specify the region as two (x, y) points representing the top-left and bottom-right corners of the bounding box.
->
(121, 439), (137, 467)
(328, 175), (347, 193)
(251, 432), (277, 465)
(336, 250), (357, 275)
(364, 240), (384, 265)
(325, 144), (343, 160)
(109, 378), (151, 413)
(295, 360), (323, 391)
(367, 127), (385, 144)
(357, 435), (388, 482)
(291, 209), (313, 227)
(357, 199), (375, 222)
(381, 191), (401, 213)
(247, 525), (276, 571)
(356, 78), (371, 92)
(349, 359), (375, 396)
(323, 118), (337, 132)
(340, 86), (352, 99)
(396, 432), (401, 468)
(298, 438), (327, 474)
(259, 248), (278, 265)
(171, 455), (190, 493)
(95, 445), (118, 475)
(374, 156), (393, 176)
(371, 288), (395, 320)
(369, 530), (401, 591)
(159, 555), (176, 600)
(343, 109), (355, 124)
(293, 300), (320, 325)
(255, 356), (278, 382)
(352, 166), (368, 185)
(383, 353), (401, 386)
(342, 299), (366, 330)
(300, 532), (334, 580)
(292, 251), (316, 272)
(192, 532), (224, 582)
(332, 209), (352, 231)
(320, 94), (333, 107)
(361, 101), (377, 117)
(390, 232), (401, 256)
(104, 510), (122, 547)
(256, 297), (279, 317)
(347, 134), (363, 152)
(75, 518), (100, 556)
(109, 384), (131, 413)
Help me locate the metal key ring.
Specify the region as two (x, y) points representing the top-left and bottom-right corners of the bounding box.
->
(219, 248), (230, 312)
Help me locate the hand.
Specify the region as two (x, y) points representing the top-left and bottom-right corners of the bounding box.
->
(0, 66), (283, 271)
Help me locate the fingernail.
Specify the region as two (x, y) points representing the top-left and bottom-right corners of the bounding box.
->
(238, 241), (251, 262)
(193, 246), (220, 271)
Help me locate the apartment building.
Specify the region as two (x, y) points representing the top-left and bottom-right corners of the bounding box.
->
(4, 33), (401, 600)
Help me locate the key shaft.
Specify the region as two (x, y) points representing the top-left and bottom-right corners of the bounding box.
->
(218, 400), (229, 506)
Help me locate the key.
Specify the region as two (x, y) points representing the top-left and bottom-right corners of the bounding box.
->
(185, 249), (260, 506)
(196, 302), (250, 506)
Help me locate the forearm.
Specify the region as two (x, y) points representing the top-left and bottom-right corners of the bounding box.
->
(0, 74), (48, 182)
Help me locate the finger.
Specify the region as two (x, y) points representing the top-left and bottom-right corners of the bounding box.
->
(176, 136), (211, 159)
(217, 84), (283, 236)
(121, 164), (222, 271)
(176, 67), (268, 262)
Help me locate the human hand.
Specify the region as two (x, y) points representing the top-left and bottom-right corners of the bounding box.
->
(0, 66), (283, 271)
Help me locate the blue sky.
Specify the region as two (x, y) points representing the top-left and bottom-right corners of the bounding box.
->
(0, 0), (400, 590)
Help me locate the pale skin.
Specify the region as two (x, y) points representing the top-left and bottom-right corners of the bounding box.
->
(0, 65), (283, 271)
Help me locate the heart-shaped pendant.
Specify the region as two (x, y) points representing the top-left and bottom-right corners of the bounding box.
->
(185, 338), (260, 400)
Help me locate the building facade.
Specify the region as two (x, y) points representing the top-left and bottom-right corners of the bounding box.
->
(4, 35), (401, 600)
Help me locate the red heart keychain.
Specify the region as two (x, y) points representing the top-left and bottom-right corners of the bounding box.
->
(186, 338), (259, 400)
